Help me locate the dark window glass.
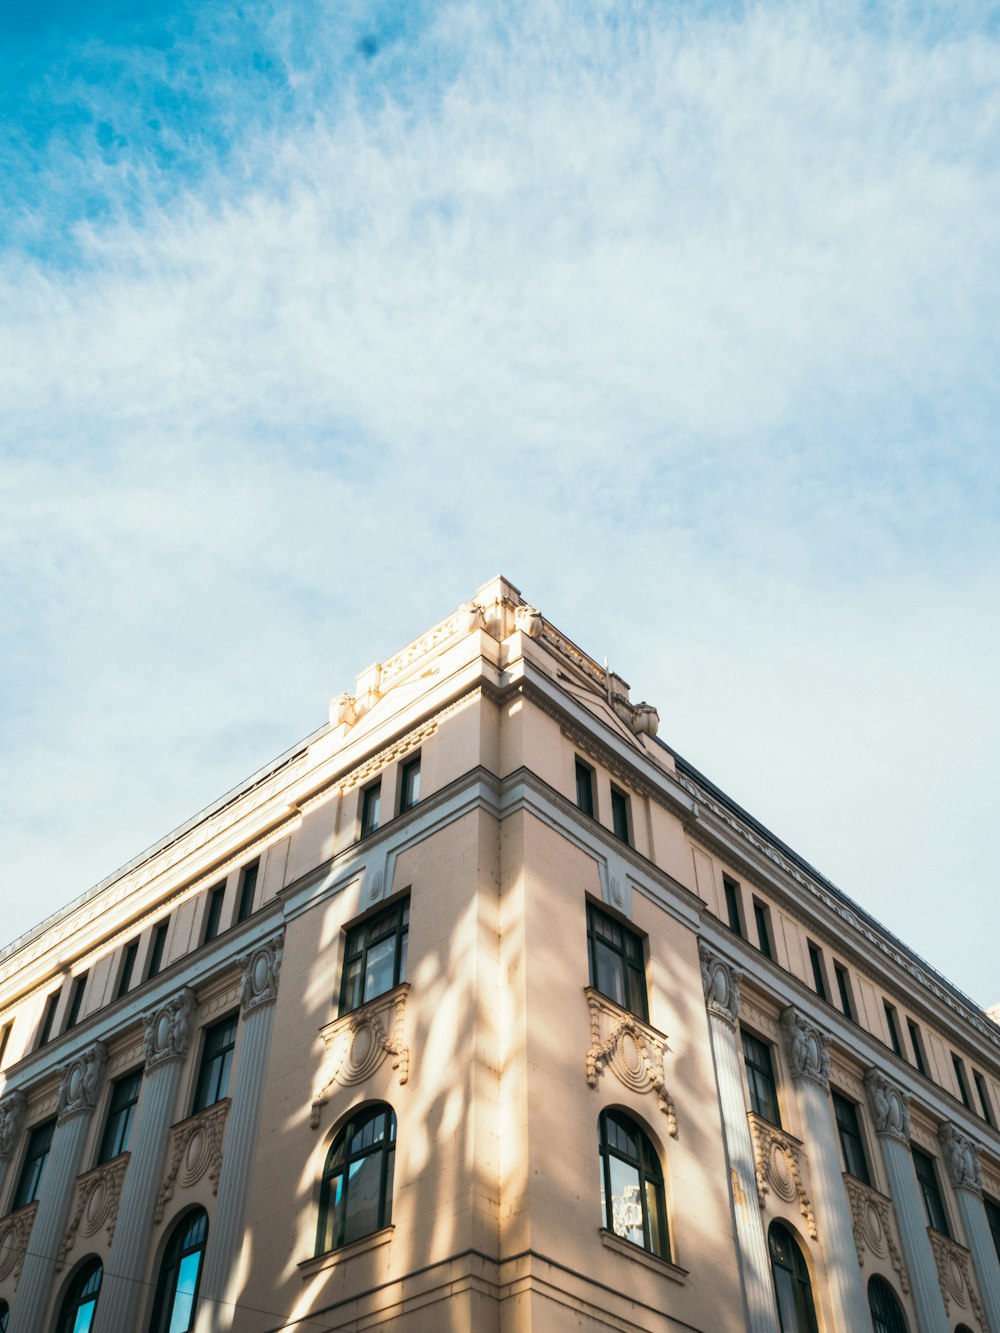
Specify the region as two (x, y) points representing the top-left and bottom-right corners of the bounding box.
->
(0, 1020), (13, 1069)
(884, 1003), (902, 1056)
(834, 964), (854, 1021)
(974, 1072), (995, 1127)
(0, 1298), (8, 1331)
(742, 1031), (781, 1127)
(340, 900), (409, 1014)
(832, 1091), (870, 1185)
(769, 1222), (818, 1333)
(868, 1275), (908, 1333)
(808, 944), (827, 1001)
(235, 862), (258, 924)
(753, 900), (773, 960)
(55, 1257), (102, 1333)
(202, 884), (226, 944)
(610, 787), (630, 844)
(98, 1069), (142, 1164)
(117, 940), (139, 1000)
(952, 1054), (972, 1108)
(587, 902), (647, 1021)
(192, 1015), (237, 1113)
(399, 756), (421, 813)
(912, 1147), (950, 1235)
(984, 1195), (1000, 1263)
(360, 782), (382, 837)
(146, 921), (169, 981)
(149, 1208), (208, 1333)
(13, 1118), (55, 1209)
(575, 760), (595, 818)
(906, 1019), (927, 1075)
(38, 991), (60, 1048)
(317, 1104), (396, 1254)
(723, 877), (743, 936)
(598, 1109), (669, 1260)
(64, 973), (88, 1032)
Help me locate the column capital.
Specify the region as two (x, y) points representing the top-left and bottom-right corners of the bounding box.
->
(699, 943), (741, 1027)
(240, 934), (283, 1017)
(143, 987), (197, 1071)
(939, 1122), (982, 1196)
(780, 1007), (831, 1089)
(864, 1067), (911, 1143)
(0, 1090), (27, 1160)
(57, 1041), (107, 1122)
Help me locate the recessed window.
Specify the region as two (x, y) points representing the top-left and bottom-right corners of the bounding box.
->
(832, 1091), (871, 1185)
(742, 1030), (781, 1127)
(575, 759), (595, 818)
(906, 1019), (928, 1076)
(116, 939), (139, 1000)
(723, 876), (744, 937)
(202, 883), (226, 944)
(235, 861), (259, 925)
(598, 1109), (669, 1260)
(984, 1194), (1000, 1263)
(13, 1118), (55, 1209)
(808, 943), (828, 1002)
(146, 920), (169, 982)
(0, 1021), (12, 1070)
(912, 1146), (950, 1236)
(64, 973), (88, 1033)
(587, 902), (647, 1021)
(769, 1221), (818, 1333)
(317, 1104), (396, 1254)
(974, 1071), (995, 1128)
(610, 786), (631, 844)
(834, 964), (854, 1021)
(883, 1003), (903, 1057)
(97, 1069), (142, 1164)
(399, 755), (421, 813)
(951, 1053), (972, 1109)
(38, 990), (60, 1049)
(340, 899), (409, 1014)
(149, 1208), (208, 1333)
(360, 781), (382, 838)
(753, 899), (773, 960)
(192, 1015), (237, 1114)
(54, 1257), (102, 1333)
(867, 1275), (908, 1333)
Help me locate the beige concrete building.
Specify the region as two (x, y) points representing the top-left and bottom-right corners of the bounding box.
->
(0, 575), (998, 1333)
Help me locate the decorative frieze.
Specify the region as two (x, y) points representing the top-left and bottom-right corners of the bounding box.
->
(699, 945), (741, 1028)
(585, 990), (677, 1136)
(311, 985), (409, 1128)
(746, 1113), (816, 1239)
(337, 721), (439, 795)
(56, 1154), (129, 1270)
(939, 1123), (982, 1195)
(865, 1069), (911, 1143)
(781, 1008), (830, 1089)
(928, 1229), (986, 1327)
(57, 1041), (107, 1122)
(143, 989), (196, 1070)
(0, 1090), (27, 1159)
(0, 1201), (38, 1282)
(154, 1100), (229, 1223)
(240, 935), (283, 1016)
(843, 1175), (910, 1293)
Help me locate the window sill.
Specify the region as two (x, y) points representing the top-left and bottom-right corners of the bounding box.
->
(598, 1229), (687, 1282)
(298, 1225), (394, 1277)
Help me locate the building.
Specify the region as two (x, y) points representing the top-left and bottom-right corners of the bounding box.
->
(0, 574), (998, 1333)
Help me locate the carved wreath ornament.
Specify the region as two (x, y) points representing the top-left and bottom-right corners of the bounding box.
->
(311, 986), (410, 1128)
(585, 991), (677, 1137)
(747, 1114), (817, 1239)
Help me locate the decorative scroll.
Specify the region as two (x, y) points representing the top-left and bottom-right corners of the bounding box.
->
(0, 1201), (38, 1282)
(311, 986), (409, 1128)
(843, 1175), (909, 1293)
(585, 990), (677, 1137)
(155, 1100), (229, 1222)
(143, 989), (196, 1070)
(864, 1069), (911, 1144)
(57, 1041), (108, 1121)
(699, 944), (742, 1027)
(747, 1112), (816, 1239)
(929, 1229), (985, 1328)
(780, 1008), (831, 1089)
(56, 1154), (129, 1270)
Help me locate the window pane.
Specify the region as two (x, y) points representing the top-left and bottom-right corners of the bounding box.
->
(343, 1153), (383, 1245)
(594, 940), (626, 1008)
(166, 1252), (202, 1333)
(607, 1154), (644, 1246)
(363, 937), (396, 1003)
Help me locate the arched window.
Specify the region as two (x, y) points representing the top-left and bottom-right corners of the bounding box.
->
(769, 1222), (818, 1333)
(598, 1109), (669, 1260)
(317, 1104), (396, 1254)
(0, 1299), (9, 1332)
(55, 1257), (102, 1333)
(148, 1208), (208, 1333)
(868, 1275), (908, 1333)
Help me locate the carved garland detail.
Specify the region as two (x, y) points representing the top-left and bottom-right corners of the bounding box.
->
(0, 1202), (38, 1282)
(56, 1155), (129, 1271)
(928, 1230), (985, 1327)
(584, 991), (677, 1137)
(311, 987), (410, 1128)
(747, 1113), (816, 1239)
(843, 1175), (909, 1293)
(155, 1100), (229, 1223)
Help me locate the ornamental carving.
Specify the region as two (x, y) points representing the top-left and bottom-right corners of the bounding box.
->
(864, 1069), (910, 1143)
(56, 1154), (129, 1271)
(57, 1041), (107, 1121)
(699, 945), (742, 1027)
(338, 721), (438, 794)
(928, 1229), (985, 1327)
(0, 1091), (27, 1159)
(585, 990), (677, 1137)
(0, 1201), (38, 1282)
(939, 1123), (982, 1195)
(240, 935), (283, 1016)
(843, 1175), (909, 1293)
(780, 1008), (830, 1088)
(155, 1100), (229, 1222)
(143, 988), (196, 1070)
(747, 1112), (817, 1238)
(514, 604), (543, 638)
(311, 986), (409, 1128)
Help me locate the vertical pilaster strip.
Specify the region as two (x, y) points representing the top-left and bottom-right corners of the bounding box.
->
(780, 1007), (871, 1332)
(194, 935), (282, 1333)
(939, 1122), (1000, 1333)
(10, 1041), (107, 1333)
(0, 1091), (27, 1207)
(92, 988), (196, 1333)
(865, 1068), (950, 1333)
(699, 944), (780, 1333)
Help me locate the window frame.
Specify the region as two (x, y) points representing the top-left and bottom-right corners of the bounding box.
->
(742, 1029), (781, 1127)
(575, 758), (595, 818)
(906, 1019), (928, 1076)
(867, 1275), (909, 1333)
(0, 1021), (11, 1071)
(598, 1108), (669, 1261)
(951, 1053), (972, 1109)
(201, 882), (226, 945)
(360, 781), (382, 838)
(37, 990), (60, 1049)
(769, 1221), (819, 1333)
(116, 939), (139, 1000)
(145, 920), (169, 982)
(235, 861), (259, 925)
(832, 1090), (871, 1185)
(973, 1071), (995, 1127)
(317, 1104), (396, 1255)
(586, 901), (648, 1022)
(833, 963), (854, 1021)
(610, 785), (631, 845)
(13, 1117), (56, 1210)
(54, 1256), (102, 1333)
(191, 1014), (238, 1114)
(883, 1002), (903, 1057)
(64, 973), (88, 1033)
(912, 1146), (950, 1236)
(148, 1207), (208, 1333)
(339, 898), (409, 1016)
(97, 1068), (143, 1165)
(753, 898), (773, 960)
(983, 1194), (1000, 1263)
(807, 942), (828, 1002)
(399, 755), (421, 814)
(723, 876), (744, 937)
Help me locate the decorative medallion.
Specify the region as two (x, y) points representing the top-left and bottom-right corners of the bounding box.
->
(843, 1175), (909, 1293)
(928, 1229), (985, 1327)
(57, 1041), (108, 1121)
(143, 988), (196, 1070)
(240, 934), (283, 1016)
(585, 990), (677, 1136)
(155, 1100), (229, 1222)
(747, 1113), (816, 1239)
(56, 1155), (129, 1270)
(699, 944), (742, 1027)
(311, 985), (410, 1128)
(0, 1201), (37, 1282)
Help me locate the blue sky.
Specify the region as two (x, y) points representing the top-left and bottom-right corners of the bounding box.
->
(1, 0), (998, 1006)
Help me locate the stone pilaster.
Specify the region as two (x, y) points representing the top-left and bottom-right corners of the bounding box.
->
(92, 988), (196, 1333)
(11, 1041), (107, 1333)
(865, 1068), (949, 1333)
(699, 944), (780, 1333)
(780, 1007), (870, 1333)
(0, 1090), (27, 1207)
(939, 1122), (1000, 1333)
(194, 935), (282, 1333)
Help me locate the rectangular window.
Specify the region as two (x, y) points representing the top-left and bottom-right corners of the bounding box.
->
(610, 786), (631, 844)
(723, 876), (744, 937)
(64, 973), (88, 1033)
(912, 1147), (950, 1235)
(116, 939), (139, 1000)
(832, 1091), (871, 1184)
(38, 991), (60, 1048)
(985, 1195), (1000, 1263)
(340, 898), (410, 1014)
(235, 861), (259, 924)
(974, 1072), (995, 1128)
(0, 1020), (12, 1069)
(192, 1014), (238, 1113)
(575, 759), (595, 818)
(742, 1030), (781, 1127)
(952, 1054), (972, 1109)
(884, 1002), (903, 1057)
(145, 920), (169, 982)
(907, 1019), (928, 1076)
(12, 1119), (55, 1209)
(752, 899), (773, 960)
(202, 883), (226, 944)
(360, 781), (382, 837)
(586, 902), (647, 1021)
(834, 964), (854, 1021)
(97, 1069), (142, 1163)
(399, 755), (421, 813)
(808, 943), (828, 1001)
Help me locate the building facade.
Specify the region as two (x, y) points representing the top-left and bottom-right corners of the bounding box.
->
(0, 574), (998, 1333)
